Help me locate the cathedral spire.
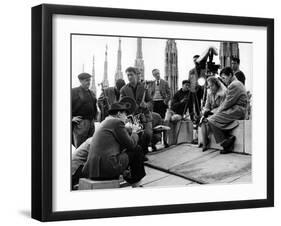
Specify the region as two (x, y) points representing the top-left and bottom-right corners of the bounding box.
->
(134, 37), (145, 81)
(219, 42), (240, 69)
(90, 55), (97, 94)
(165, 39), (178, 97)
(102, 44), (109, 88)
(115, 38), (123, 81)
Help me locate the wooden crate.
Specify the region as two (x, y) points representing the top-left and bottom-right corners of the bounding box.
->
(166, 120), (193, 145)
(244, 120), (252, 154)
(78, 178), (121, 190)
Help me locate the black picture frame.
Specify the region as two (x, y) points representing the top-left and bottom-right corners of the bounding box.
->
(31, 3), (274, 222)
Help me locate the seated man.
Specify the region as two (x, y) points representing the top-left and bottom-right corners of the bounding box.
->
(208, 67), (247, 154)
(171, 80), (194, 121)
(151, 112), (169, 151)
(82, 102), (146, 185)
(71, 137), (92, 189)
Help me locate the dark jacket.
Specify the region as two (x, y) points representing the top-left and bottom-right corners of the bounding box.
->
(234, 70), (246, 85)
(120, 82), (152, 121)
(171, 88), (194, 116)
(72, 86), (97, 121)
(98, 87), (119, 106)
(82, 117), (139, 179)
(150, 79), (171, 105)
(98, 87), (119, 121)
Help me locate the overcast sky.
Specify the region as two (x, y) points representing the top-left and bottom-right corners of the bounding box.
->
(71, 35), (252, 96)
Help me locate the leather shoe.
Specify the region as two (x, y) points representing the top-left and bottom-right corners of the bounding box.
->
(202, 137), (210, 152)
(164, 142), (170, 148)
(151, 145), (157, 152)
(220, 145), (234, 154)
(221, 135), (236, 148)
(142, 156), (149, 162)
(220, 136), (235, 154)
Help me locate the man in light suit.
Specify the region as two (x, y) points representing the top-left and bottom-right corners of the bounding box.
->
(151, 69), (171, 118)
(208, 67), (247, 154)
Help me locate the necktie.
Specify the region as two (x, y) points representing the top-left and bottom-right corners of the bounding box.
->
(156, 80), (160, 86)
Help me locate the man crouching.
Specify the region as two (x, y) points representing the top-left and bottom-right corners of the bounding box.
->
(82, 102), (146, 185)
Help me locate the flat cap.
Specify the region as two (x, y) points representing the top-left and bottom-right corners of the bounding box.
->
(78, 73), (91, 80)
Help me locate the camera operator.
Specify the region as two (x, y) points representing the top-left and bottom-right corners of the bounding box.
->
(188, 55), (205, 120)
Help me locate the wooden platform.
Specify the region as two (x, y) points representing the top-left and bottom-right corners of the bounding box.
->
(166, 120), (193, 145)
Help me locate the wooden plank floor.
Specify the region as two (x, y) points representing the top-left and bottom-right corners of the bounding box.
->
(146, 144), (217, 170)
(140, 167), (194, 187)
(144, 143), (252, 186)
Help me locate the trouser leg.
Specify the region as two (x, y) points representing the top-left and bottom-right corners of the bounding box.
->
(151, 133), (161, 146)
(87, 119), (95, 138)
(208, 122), (227, 144)
(125, 146), (146, 184)
(72, 119), (91, 148)
(139, 121), (152, 153)
(153, 100), (168, 118)
(201, 122), (209, 147)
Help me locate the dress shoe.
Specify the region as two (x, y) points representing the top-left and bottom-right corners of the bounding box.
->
(151, 145), (157, 152)
(142, 156), (149, 162)
(220, 136), (235, 154)
(202, 137), (210, 152)
(202, 146), (209, 152)
(220, 145), (234, 154)
(221, 135), (236, 148)
(164, 142), (170, 148)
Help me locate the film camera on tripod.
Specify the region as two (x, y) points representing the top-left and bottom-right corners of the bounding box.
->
(187, 46), (221, 124)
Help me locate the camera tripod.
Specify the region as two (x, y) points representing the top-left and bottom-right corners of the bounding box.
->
(175, 88), (203, 142)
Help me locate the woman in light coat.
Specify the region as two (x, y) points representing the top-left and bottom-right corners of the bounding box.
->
(200, 76), (226, 151)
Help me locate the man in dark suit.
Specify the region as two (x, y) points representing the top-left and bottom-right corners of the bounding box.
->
(188, 55), (204, 118)
(151, 69), (171, 118)
(231, 57), (246, 85)
(82, 102), (146, 185)
(120, 67), (153, 154)
(171, 80), (194, 120)
(72, 73), (98, 148)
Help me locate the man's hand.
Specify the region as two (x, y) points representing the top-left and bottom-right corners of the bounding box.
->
(125, 122), (133, 134)
(180, 97), (189, 103)
(139, 101), (147, 108)
(72, 116), (83, 124)
(131, 124), (142, 133)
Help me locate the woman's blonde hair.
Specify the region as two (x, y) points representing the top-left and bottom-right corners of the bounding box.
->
(207, 76), (222, 90)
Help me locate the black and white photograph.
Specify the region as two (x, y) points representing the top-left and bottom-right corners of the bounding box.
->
(30, 3), (274, 221)
(71, 35), (253, 190)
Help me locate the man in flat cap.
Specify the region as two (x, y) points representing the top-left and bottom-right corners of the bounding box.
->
(72, 72), (98, 148)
